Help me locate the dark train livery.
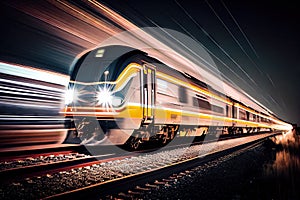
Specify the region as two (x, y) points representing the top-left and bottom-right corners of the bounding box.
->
(62, 45), (291, 149)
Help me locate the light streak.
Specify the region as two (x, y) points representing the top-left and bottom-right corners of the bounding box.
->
(220, 0), (260, 59)
(205, 0), (258, 87)
(171, 18), (243, 84)
(174, 0), (260, 93)
(87, 0), (138, 31)
(0, 1), (292, 149)
(0, 62), (69, 86)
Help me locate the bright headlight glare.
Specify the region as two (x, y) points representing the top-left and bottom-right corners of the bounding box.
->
(97, 88), (112, 105)
(65, 88), (75, 105)
(97, 87), (124, 108)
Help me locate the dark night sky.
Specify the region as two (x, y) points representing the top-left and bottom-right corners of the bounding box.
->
(101, 0), (300, 125)
(0, 0), (299, 125)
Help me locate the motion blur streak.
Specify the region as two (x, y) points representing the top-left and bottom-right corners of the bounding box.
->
(0, 0), (171, 150)
(0, 62), (69, 86)
(87, 0), (139, 31)
(0, 62), (69, 150)
(0, 1), (293, 150)
(4, 0), (138, 50)
(54, 0), (122, 43)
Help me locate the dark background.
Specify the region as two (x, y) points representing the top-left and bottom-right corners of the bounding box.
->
(0, 0), (299, 125)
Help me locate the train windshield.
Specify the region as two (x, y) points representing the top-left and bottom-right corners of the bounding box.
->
(71, 46), (142, 83)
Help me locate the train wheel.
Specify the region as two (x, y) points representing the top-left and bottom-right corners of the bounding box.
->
(162, 135), (167, 144)
(169, 126), (175, 140)
(132, 139), (141, 150)
(161, 127), (168, 144)
(129, 133), (142, 150)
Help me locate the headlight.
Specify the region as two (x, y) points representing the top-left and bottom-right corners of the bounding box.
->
(65, 88), (75, 105)
(97, 87), (112, 106)
(97, 87), (124, 108)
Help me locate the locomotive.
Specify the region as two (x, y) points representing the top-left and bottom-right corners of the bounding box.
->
(62, 45), (292, 149)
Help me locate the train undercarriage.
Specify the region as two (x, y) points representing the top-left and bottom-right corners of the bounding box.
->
(124, 123), (272, 150)
(63, 116), (272, 150)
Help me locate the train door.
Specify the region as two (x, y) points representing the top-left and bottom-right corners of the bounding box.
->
(142, 64), (156, 124)
(226, 105), (232, 118)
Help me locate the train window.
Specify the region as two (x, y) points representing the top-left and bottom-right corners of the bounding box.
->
(233, 107), (237, 118)
(192, 97), (198, 107)
(249, 113), (253, 121)
(239, 110), (246, 120)
(193, 96), (210, 110)
(226, 105), (229, 117)
(211, 104), (224, 114)
(178, 86), (188, 103)
(157, 78), (168, 92)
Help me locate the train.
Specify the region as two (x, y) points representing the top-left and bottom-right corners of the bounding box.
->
(62, 45), (292, 149)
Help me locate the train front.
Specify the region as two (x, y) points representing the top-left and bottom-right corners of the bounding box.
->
(62, 46), (143, 146)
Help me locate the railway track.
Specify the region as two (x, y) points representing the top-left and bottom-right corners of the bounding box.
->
(51, 134), (272, 200)
(107, 138), (268, 199)
(0, 132), (278, 199)
(0, 131), (275, 178)
(0, 145), (126, 183)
